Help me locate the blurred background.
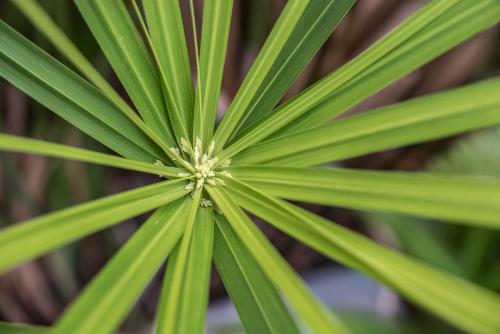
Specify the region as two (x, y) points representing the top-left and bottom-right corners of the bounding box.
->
(1, 0), (499, 333)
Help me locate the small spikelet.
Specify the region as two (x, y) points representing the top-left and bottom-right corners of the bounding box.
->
(221, 170), (233, 178)
(195, 136), (202, 149)
(169, 140), (230, 192)
(196, 178), (205, 188)
(180, 137), (191, 153)
(154, 160), (165, 177)
(169, 147), (180, 156)
(184, 182), (195, 192)
(200, 198), (213, 207)
(207, 141), (215, 157)
(220, 159), (232, 168)
(194, 146), (200, 164)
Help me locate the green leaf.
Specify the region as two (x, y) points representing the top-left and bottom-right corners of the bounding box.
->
(224, 179), (500, 334)
(75, 0), (174, 145)
(9, 0), (114, 100)
(155, 191), (212, 334)
(232, 79), (500, 166)
(192, 0), (232, 146)
(53, 201), (189, 334)
(229, 0), (356, 140)
(10, 0), (170, 152)
(0, 134), (183, 177)
(222, 0), (500, 159)
(0, 179), (187, 273)
(0, 20), (163, 162)
(0, 322), (48, 334)
(213, 214), (300, 334)
(366, 213), (465, 277)
(207, 186), (349, 334)
(278, 0), (500, 134)
(212, 0), (312, 151)
(143, 0), (194, 141)
(230, 166), (500, 229)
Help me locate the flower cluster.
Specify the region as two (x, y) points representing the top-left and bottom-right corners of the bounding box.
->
(156, 137), (232, 206)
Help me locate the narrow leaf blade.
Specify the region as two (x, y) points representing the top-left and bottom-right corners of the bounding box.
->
(225, 179), (500, 333)
(213, 215), (300, 334)
(193, 0), (232, 145)
(230, 166), (500, 229)
(0, 180), (187, 273)
(233, 79), (500, 166)
(208, 186), (348, 334)
(222, 0), (500, 159)
(53, 202), (189, 334)
(0, 134), (182, 177)
(75, 0), (174, 145)
(0, 20), (163, 161)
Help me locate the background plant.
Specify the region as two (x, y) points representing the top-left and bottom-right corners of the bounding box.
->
(0, 0), (500, 333)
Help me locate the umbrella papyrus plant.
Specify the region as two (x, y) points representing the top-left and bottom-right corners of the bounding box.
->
(1, 0), (500, 333)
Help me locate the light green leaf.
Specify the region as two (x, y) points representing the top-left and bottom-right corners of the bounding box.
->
(230, 165), (500, 229)
(213, 214), (300, 334)
(0, 322), (48, 334)
(224, 179), (500, 334)
(0, 179), (187, 273)
(278, 0), (500, 134)
(232, 79), (500, 166)
(75, 0), (174, 145)
(0, 20), (163, 162)
(366, 213), (464, 277)
(207, 186), (349, 334)
(212, 0), (312, 152)
(0, 134), (183, 177)
(10, 0), (171, 151)
(53, 201), (189, 334)
(222, 0), (500, 159)
(230, 0), (356, 140)
(193, 0), (232, 146)
(144, 0), (194, 141)
(155, 191), (211, 334)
